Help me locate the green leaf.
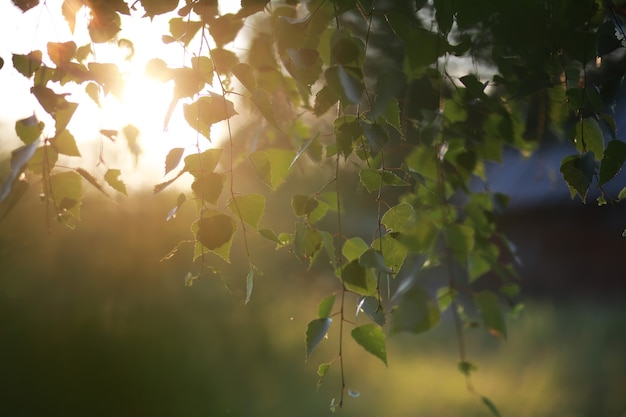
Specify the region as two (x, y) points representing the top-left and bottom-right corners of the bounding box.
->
(434, 0), (454, 34)
(54, 101), (79, 134)
(599, 140), (626, 185)
(75, 168), (107, 196)
(334, 115), (362, 158)
(371, 235), (407, 274)
(294, 222), (323, 261)
(15, 117), (44, 145)
(325, 65), (364, 104)
(351, 324), (387, 366)
(445, 223), (475, 255)
(560, 152), (595, 202)
(194, 213), (237, 262)
(258, 228), (282, 244)
(359, 248), (392, 274)
(318, 294), (336, 318)
(573, 118), (604, 160)
(245, 269), (254, 305)
(313, 85), (340, 116)
(391, 287), (440, 334)
(317, 362), (331, 377)
(211, 47), (240, 74)
(227, 194), (265, 230)
(49, 170), (83, 226)
(248, 149), (294, 189)
(341, 259), (376, 295)
(356, 296), (386, 326)
(232, 62), (256, 92)
(482, 397), (502, 417)
(458, 361), (478, 376)
(291, 195), (319, 217)
(342, 237), (369, 262)
(289, 133), (320, 169)
(47, 41), (76, 67)
(436, 287), (456, 312)
(474, 290), (507, 340)
(183, 95), (238, 141)
(305, 318), (332, 360)
(164, 148), (184, 175)
(167, 17), (201, 45)
(191, 173), (226, 204)
(184, 149), (222, 177)
(460, 74), (489, 101)
(251, 89), (280, 129)
(51, 130), (80, 157)
(12, 51), (42, 78)
(104, 169), (127, 196)
(381, 203), (416, 232)
(209, 13), (244, 47)
(358, 169), (390, 193)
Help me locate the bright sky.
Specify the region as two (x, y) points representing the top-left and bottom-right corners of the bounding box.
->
(0, 1), (241, 190)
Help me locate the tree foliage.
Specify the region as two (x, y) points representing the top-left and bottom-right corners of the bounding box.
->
(2, 0), (626, 413)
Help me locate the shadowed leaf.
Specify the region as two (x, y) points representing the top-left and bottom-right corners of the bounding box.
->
(305, 318), (332, 360)
(104, 169), (127, 196)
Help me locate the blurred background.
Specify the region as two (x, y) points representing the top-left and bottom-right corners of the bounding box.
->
(1, 1), (625, 416)
(0, 166), (625, 417)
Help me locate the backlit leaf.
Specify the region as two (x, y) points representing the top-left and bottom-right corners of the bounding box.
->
(211, 48), (240, 73)
(209, 13), (243, 47)
(560, 152), (595, 202)
(317, 294), (336, 318)
(573, 118), (604, 160)
(305, 318), (332, 360)
(104, 169), (127, 196)
(227, 194), (265, 229)
(47, 41), (76, 67)
(232, 63), (256, 92)
(194, 213), (237, 261)
(191, 173), (225, 204)
(381, 203), (415, 232)
(12, 51), (42, 78)
(12, 0), (40, 12)
(49, 170), (83, 225)
(474, 290), (507, 339)
(51, 130), (80, 156)
(141, 0), (178, 17)
(291, 195), (319, 217)
(248, 149), (294, 189)
(352, 324), (387, 366)
(294, 223), (323, 261)
(15, 116), (44, 145)
(54, 101), (78, 134)
(251, 89), (280, 129)
(371, 234), (407, 274)
(341, 259), (376, 295)
(164, 148), (184, 175)
(183, 95), (238, 140)
(342, 237), (369, 262)
(75, 168), (107, 196)
(184, 149), (222, 177)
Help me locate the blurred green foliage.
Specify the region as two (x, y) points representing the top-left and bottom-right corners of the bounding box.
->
(1, 192), (624, 416)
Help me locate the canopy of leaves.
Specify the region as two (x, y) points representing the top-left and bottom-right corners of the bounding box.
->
(2, 0), (625, 413)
